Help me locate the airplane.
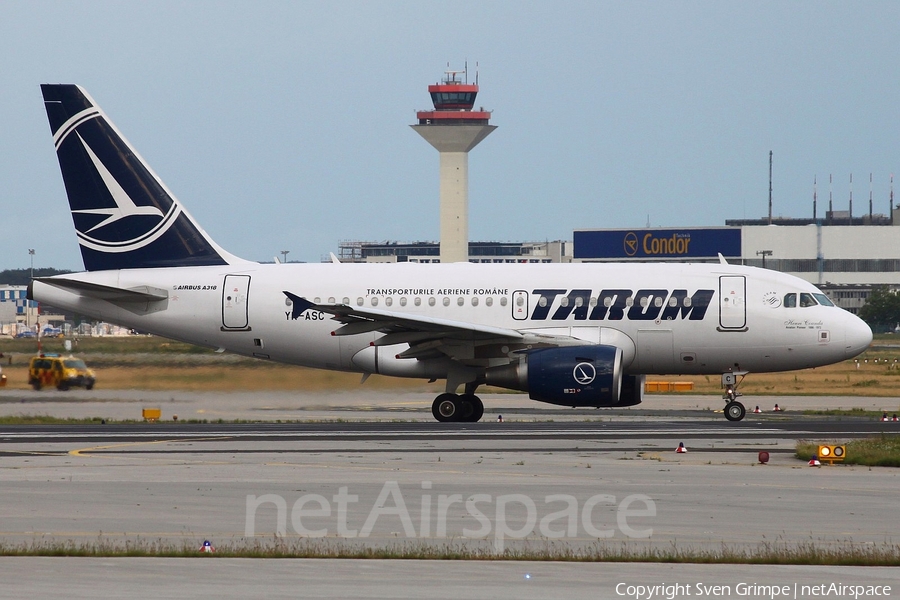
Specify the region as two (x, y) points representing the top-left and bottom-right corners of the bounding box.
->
(30, 84), (873, 423)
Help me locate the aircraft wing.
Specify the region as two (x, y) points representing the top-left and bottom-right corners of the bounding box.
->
(283, 291), (592, 362)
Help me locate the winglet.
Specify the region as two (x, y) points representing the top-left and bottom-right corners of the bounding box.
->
(718, 253), (729, 265)
(330, 253), (341, 264)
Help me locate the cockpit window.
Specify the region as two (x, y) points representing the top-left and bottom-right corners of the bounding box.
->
(799, 293), (817, 307)
(813, 293), (835, 307)
(783, 293), (797, 308)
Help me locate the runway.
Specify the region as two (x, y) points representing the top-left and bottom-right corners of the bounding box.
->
(0, 417), (894, 454)
(2, 393), (899, 597)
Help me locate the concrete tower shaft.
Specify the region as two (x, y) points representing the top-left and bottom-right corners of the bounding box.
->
(411, 69), (496, 263)
(412, 126), (496, 263)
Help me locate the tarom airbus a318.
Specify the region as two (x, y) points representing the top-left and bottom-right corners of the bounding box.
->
(30, 85), (873, 422)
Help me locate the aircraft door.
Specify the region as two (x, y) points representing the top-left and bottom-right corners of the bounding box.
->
(222, 275), (251, 330)
(718, 275), (746, 330)
(512, 290), (529, 321)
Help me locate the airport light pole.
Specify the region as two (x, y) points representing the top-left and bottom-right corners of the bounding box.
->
(280, 250), (289, 264)
(756, 249), (773, 269)
(28, 249), (35, 329)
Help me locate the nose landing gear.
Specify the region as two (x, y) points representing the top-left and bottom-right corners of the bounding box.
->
(722, 369), (749, 422)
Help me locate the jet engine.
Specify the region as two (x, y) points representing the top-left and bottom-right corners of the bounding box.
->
(485, 345), (643, 408)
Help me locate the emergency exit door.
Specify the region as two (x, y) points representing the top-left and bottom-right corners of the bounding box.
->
(222, 275), (251, 330)
(512, 290), (529, 321)
(718, 275), (746, 330)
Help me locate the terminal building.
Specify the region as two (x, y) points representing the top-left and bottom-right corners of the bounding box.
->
(336, 240), (571, 264)
(336, 213), (900, 315)
(573, 209), (900, 314)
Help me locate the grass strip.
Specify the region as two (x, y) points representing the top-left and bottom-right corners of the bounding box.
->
(1, 537), (898, 565)
(797, 435), (900, 467)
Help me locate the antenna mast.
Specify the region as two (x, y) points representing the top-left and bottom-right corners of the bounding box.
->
(813, 176), (817, 221)
(869, 173), (873, 219)
(849, 173), (853, 224)
(768, 151), (773, 225)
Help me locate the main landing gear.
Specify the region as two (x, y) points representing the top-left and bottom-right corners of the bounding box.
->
(722, 369), (749, 422)
(432, 393), (484, 423)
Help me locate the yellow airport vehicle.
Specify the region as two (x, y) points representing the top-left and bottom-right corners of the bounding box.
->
(28, 354), (96, 391)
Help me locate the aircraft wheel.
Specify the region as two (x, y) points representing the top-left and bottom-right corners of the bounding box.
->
(433, 393), (461, 422)
(459, 394), (484, 422)
(724, 401), (746, 422)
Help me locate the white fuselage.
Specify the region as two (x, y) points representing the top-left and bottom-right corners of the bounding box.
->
(32, 261), (872, 377)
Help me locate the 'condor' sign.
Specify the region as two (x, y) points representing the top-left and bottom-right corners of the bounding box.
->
(574, 228), (741, 260)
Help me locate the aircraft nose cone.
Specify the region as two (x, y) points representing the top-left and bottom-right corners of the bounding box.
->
(845, 314), (873, 358)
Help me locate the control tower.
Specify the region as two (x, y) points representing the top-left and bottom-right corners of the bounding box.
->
(412, 68), (496, 263)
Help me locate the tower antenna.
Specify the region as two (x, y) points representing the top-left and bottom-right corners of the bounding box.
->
(869, 172), (873, 219)
(768, 151), (773, 225)
(849, 173), (853, 224)
(813, 176), (817, 221)
(829, 174), (833, 219)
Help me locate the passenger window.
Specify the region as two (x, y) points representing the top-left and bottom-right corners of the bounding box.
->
(799, 293), (817, 307)
(783, 293), (797, 308)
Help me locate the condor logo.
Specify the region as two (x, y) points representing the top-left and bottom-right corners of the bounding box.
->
(530, 288), (714, 321)
(623, 232), (639, 256)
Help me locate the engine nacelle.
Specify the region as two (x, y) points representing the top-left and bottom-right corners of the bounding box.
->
(486, 345), (639, 408)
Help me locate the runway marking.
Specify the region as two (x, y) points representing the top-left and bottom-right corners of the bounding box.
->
(69, 436), (234, 457)
(8, 427), (790, 440)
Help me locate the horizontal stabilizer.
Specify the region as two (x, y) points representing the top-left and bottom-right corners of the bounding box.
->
(36, 277), (168, 303)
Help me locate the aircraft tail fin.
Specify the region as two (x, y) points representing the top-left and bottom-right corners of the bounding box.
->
(41, 84), (247, 271)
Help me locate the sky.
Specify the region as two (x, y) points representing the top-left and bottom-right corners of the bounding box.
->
(1, 1), (899, 270)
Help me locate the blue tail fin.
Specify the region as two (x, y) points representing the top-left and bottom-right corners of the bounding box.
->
(41, 84), (244, 271)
